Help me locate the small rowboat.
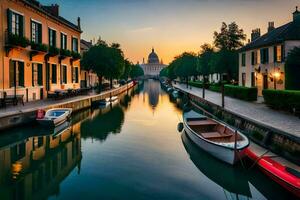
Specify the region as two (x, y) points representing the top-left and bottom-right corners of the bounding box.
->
(99, 96), (118, 106)
(245, 143), (300, 198)
(183, 110), (249, 165)
(36, 108), (72, 127)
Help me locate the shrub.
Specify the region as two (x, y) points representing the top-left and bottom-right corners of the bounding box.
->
(224, 85), (257, 101)
(71, 51), (81, 60)
(60, 49), (72, 57)
(31, 42), (48, 52)
(263, 89), (300, 111)
(48, 46), (59, 56)
(7, 33), (30, 48)
(189, 81), (203, 88)
(209, 83), (221, 92)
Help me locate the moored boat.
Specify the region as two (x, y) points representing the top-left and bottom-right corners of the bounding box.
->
(183, 110), (249, 165)
(99, 96), (118, 106)
(245, 143), (300, 198)
(36, 108), (72, 127)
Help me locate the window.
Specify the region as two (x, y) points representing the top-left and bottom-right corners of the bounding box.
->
(7, 10), (24, 36)
(48, 28), (56, 47)
(242, 73), (246, 86)
(51, 64), (57, 84)
(73, 67), (79, 83)
(61, 65), (67, 84)
(260, 48), (269, 64)
(274, 45), (283, 63)
(72, 37), (78, 52)
(31, 20), (42, 43)
(241, 53), (246, 67)
(251, 51), (257, 65)
(61, 33), (67, 50)
(9, 60), (24, 87)
(32, 63), (43, 86)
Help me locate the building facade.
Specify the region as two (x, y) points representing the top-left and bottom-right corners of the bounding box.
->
(239, 8), (300, 96)
(140, 48), (167, 77)
(0, 0), (82, 101)
(80, 39), (98, 88)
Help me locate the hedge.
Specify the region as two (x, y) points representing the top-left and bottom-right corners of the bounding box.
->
(224, 85), (257, 101)
(263, 89), (300, 111)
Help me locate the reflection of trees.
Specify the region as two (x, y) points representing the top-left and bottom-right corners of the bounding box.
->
(80, 105), (125, 141)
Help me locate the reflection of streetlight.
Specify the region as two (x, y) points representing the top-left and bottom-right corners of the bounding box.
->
(273, 72), (280, 90)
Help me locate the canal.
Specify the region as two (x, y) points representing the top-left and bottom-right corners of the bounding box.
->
(0, 80), (294, 200)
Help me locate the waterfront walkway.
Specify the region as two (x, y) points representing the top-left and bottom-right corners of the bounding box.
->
(174, 83), (300, 137)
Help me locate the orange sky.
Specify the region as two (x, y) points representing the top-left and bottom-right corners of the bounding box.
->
(41, 0), (299, 64)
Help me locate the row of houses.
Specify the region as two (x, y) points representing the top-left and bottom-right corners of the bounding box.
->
(239, 7), (300, 96)
(0, 0), (98, 102)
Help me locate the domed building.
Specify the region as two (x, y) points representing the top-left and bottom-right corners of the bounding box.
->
(140, 48), (167, 77)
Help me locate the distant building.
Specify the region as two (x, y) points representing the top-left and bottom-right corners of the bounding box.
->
(140, 48), (167, 77)
(239, 7), (300, 96)
(0, 0), (82, 101)
(80, 39), (98, 88)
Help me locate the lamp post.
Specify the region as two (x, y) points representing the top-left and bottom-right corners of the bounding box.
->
(273, 72), (280, 90)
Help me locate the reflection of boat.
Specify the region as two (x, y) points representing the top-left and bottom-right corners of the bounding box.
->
(37, 108), (72, 127)
(171, 90), (179, 98)
(246, 143), (300, 198)
(182, 132), (252, 197)
(183, 110), (249, 165)
(99, 96), (118, 106)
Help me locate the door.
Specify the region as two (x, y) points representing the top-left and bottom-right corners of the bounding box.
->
(263, 74), (268, 90)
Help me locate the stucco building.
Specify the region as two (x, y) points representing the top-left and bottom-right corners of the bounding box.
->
(239, 7), (300, 96)
(0, 0), (82, 101)
(140, 48), (167, 77)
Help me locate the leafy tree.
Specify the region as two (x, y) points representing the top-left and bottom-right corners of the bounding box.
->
(285, 47), (300, 90)
(159, 67), (169, 77)
(121, 59), (132, 81)
(197, 43), (214, 80)
(213, 22), (246, 51)
(130, 64), (144, 79)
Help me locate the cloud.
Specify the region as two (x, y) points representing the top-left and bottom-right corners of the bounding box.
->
(127, 27), (154, 33)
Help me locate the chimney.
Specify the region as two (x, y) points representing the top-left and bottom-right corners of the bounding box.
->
(42, 4), (59, 16)
(293, 6), (300, 22)
(251, 28), (261, 42)
(268, 22), (275, 32)
(77, 17), (81, 30)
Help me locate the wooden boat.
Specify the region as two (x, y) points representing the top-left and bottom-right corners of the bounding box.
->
(245, 143), (300, 198)
(183, 110), (249, 165)
(36, 108), (72, 127)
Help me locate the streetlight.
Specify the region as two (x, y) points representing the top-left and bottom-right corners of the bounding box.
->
(273, 71), (280, 90)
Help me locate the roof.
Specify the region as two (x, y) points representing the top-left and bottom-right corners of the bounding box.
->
(22, 0), (82, 33)
(80, 39), (93, 49)
(148, 48), (159, 64)
(240, 21), (300, 52)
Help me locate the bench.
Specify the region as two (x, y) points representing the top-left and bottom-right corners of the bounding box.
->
(1, 92), (24, 107)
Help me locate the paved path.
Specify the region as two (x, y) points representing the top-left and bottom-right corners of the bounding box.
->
(174, 83), (300, 137)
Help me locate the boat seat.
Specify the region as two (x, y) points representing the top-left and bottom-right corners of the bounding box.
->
(188, 120), (217, 126)
(202, 132), (233, 139)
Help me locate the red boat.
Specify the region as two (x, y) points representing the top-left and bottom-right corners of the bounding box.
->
(245, 143), (300, 198)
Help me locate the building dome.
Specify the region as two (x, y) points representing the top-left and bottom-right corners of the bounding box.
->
(148, 48), (159, 64)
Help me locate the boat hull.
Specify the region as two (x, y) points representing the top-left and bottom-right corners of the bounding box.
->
(184, 122), (246, 165)
(37, 108), (72, 127)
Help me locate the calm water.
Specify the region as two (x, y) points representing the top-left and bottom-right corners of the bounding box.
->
(0, 80), (294, 200)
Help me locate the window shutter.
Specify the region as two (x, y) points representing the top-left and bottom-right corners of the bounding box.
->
(52, 64), (57, 83)
(38, 64), (43, 85)
(19, 62), (24, 87)
(7, 9), (12, 34)
(9, 60), (15, 88)
(19, 15), (24, 36)
(60, 33), (63, 49)
(38, 23), (42, 43)
(32, 63), (34, 86)
(266, 49), (269, 63)
(281, 45), (285, 61)
(53, 30), (56, 47)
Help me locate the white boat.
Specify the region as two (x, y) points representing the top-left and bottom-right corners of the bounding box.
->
(172, 90), (179, 98)
(183, 110), (249, 165)
(37, 108), (72, 127)
(99, 96), (118, 106)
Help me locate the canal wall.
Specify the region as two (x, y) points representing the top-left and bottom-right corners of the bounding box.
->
(180, 91), (300, 165)
(0, 82), (135, 131)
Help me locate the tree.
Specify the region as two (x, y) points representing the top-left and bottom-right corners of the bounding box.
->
(159, 67), (169, 77)
(285, 47), (300, 90)
(120, 59), (132, 81)
(130, 64), (144, 79)
(197, 43), (214, 80)
(213, 22), (246, 51)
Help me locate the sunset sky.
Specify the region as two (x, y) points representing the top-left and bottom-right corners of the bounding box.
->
(41, 0), (299, 64)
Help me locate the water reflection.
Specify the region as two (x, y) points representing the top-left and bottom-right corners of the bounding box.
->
(80, 105), (125, 141)
(0, 122), (82, 200)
